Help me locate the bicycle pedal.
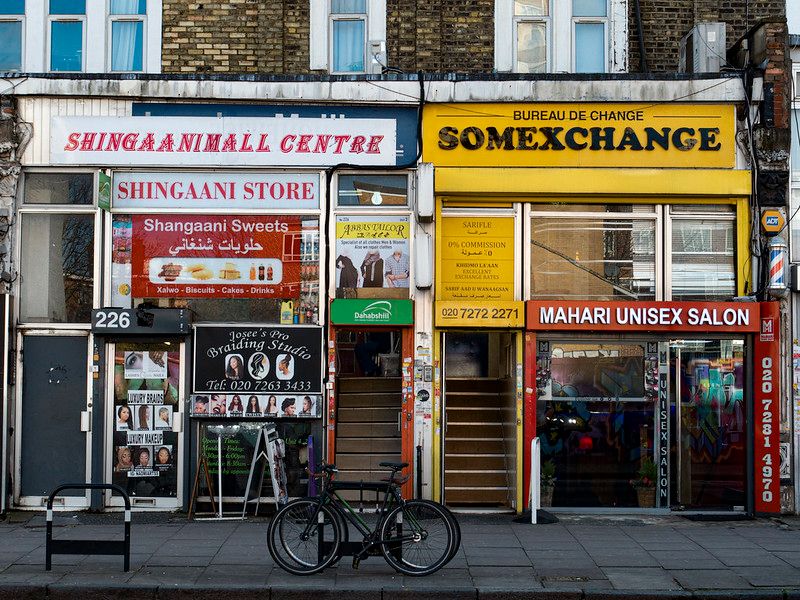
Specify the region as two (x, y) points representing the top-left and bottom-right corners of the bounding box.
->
(352, 557), (360, 569)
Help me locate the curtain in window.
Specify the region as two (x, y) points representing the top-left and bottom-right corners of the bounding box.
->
(332, 0), (366, 13)
(110, 0), (145, 14)
(332, 19), (364, 72)
(112, 20), (143, 71)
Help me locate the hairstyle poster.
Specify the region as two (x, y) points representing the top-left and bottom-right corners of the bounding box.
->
(193, 325), (323, 395)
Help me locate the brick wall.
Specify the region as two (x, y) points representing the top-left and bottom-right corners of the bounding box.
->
(162, 0), (494, 74)
(162, 0), (311, 74)
(628, 0), (786, 72)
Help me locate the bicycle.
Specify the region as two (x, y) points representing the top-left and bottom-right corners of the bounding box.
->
(267, 461), (460, 576)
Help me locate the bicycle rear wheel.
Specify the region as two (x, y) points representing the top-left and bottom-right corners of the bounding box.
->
(415, 499), (461, 560)
(379, 499), (454, 576)
(268, 498), (341, 575)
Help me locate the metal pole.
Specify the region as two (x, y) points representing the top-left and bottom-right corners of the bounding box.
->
(217, 433), (224, 518)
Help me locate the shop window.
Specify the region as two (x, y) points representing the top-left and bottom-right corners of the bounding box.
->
(670, 217), (735, 301)
(309, 0), (385, 73)
(19, 213), (95, 323)
(530, 205), (657, 301)
(23, 172), (94, 205)
(49, 0), (85, 72)
(537, 341), (652, 508)
(0, 0), (24, 72)
(110, 215), (320, 324)
(336, 174), (409, 207)
(109, 0), (146, 72)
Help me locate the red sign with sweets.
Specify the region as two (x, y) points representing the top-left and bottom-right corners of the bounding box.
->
(131, 215), (301, 299)
(526, 301), (760, 332)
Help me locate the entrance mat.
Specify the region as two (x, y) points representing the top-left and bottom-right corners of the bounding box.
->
(683, 513), (752, 522)
(513, 509), (559, 524)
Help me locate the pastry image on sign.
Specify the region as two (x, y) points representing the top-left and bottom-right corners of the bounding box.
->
(219, 262), (241, 280)
(158, 263), (182, 281)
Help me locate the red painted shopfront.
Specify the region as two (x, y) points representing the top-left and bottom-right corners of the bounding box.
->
(523, 300), (780, 514)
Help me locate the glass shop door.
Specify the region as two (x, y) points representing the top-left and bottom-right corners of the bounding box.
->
(105, 340), (185, 509)
(670, 339), (746, 510)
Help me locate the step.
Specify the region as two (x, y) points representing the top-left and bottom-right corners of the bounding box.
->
(336, 393), (401, 408)
(445, 424), (508, 438)
(337, 377), (402, 393)
(444, 378), (506, 393)
(336, 437), (402, 454)
(445, 488), (510, 505)
(445, 471), (509, 487)
(337, 407), (400, 423)
(445, 455), (507, 470)
(337, 422), (400, 438)
(445, 439), (506, 454)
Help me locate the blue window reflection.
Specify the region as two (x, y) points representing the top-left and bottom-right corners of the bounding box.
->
(51, 20), (83, 71)
(332, 19), (365, 72)
(0, 0), (25, 15)
(0, 22), (22, 70)
(49, 0), (85, 14)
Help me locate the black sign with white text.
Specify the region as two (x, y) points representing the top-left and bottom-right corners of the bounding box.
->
(193, 326), (323, 394)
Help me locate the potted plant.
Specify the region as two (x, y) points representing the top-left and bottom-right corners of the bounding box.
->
(540, 459), (556, 507)
(631, 457), (657, 507)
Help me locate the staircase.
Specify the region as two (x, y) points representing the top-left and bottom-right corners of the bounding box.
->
(334, 377), (402, 499)
(444, 377), (513, 507)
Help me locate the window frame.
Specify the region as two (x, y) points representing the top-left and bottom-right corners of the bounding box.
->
(47, 13), (86, 72)
(333, 171), (412, 210)
(107, 0), (147, 73)
(0, 16), (25, 72)
(496, 0), (624, 73)
(329, 2), (367, 75)
(513, 6), (551, 74)
(571, 15), (608, 73)
(309, 0), (386, 73)
(16, 169), (101, 328)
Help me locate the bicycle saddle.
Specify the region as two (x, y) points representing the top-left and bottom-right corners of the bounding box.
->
(378, 461), (408, 471)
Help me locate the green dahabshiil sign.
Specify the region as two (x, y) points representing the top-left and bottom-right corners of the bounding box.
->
(330, 299), (414, 326)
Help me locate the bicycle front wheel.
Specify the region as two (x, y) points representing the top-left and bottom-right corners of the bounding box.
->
(267, 498), (341, 575)
(379, 499), (454, 576)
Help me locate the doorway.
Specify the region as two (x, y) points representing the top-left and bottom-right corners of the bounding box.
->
(670, 339), (746, 510)
(334, 329), (403, 495)
(17, 332), (92, 508)
(442, 331), (517, 509)
(105, 340), (185, 509)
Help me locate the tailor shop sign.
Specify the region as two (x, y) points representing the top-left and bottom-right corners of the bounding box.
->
(526, 301), (761, 332)
(50, 116), (397, 167)
(423, 103), (735, 169)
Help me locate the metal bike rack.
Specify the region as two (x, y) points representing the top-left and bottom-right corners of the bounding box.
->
(46, 483), (132, 571)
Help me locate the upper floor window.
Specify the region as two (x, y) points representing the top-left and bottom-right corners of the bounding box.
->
(514, 0), (549, 73)
(49, 0), (85, 72)
(0, 0), (24, 72)
(331, 0), (366, 73)
(109, 0), (146, 71)
(572, 0), (607, 73)
(497, 0), (622, 73)
(310, 0), (386, 74)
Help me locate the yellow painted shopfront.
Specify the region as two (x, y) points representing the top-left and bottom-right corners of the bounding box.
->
(424, 102), (754, 513)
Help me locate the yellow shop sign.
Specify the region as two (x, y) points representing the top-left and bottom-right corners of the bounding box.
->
(423, 103), (735, 169)
(438, 216), (515, 301)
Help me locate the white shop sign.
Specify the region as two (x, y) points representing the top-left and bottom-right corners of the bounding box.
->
(50, 116), (397, 167)
(113, 172), (320, 210)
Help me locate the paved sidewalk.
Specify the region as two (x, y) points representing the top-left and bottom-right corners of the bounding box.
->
(0, 511), (799, 599)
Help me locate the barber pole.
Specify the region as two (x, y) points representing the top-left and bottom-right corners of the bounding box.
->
(767, 236), (788, 295)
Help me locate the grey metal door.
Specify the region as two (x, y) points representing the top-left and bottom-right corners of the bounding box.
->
(19, 334), (90, 505)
